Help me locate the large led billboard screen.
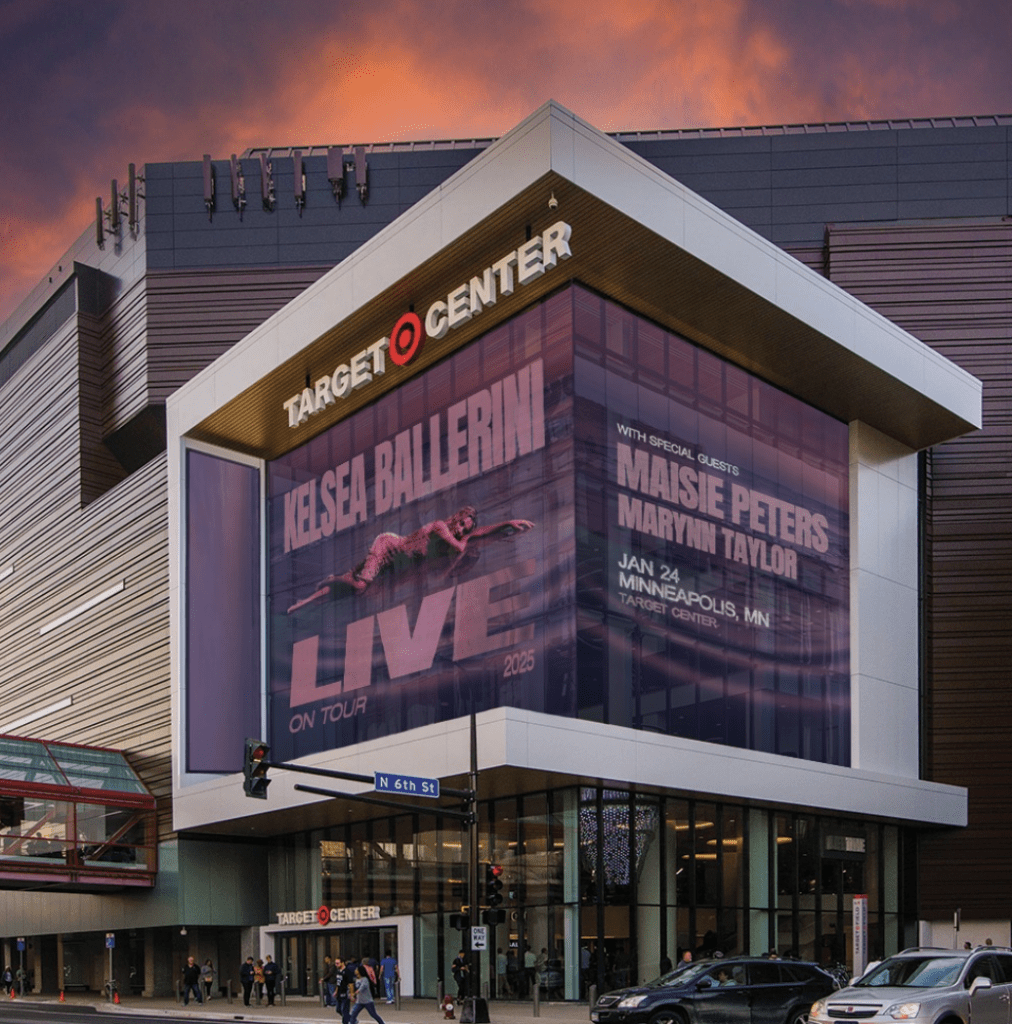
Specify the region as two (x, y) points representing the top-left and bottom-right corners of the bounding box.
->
(268, 294), (576, 760)
(185, 449), (261, 773)
(572, 288), (851, 764)
(262, 284), (849, 765)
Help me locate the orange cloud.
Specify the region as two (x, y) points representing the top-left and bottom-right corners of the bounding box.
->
(0, 0), (1008, 325)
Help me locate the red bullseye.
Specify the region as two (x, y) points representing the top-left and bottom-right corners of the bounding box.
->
(389, 311), (424, 366)
(317, 905), (330, 926)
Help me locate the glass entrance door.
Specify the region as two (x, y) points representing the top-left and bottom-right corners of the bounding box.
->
(277, 934), (305, 996)
(275, 928), (399, 996)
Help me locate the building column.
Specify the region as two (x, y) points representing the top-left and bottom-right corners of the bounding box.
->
(559, 789), (580, 1001)
(749, 808), (770, 955)
(849, 421), (919, 777)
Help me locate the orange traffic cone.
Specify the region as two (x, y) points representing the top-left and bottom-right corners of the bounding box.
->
(9, 987), (15, 1000)
(60, 990), (65, 1002)
(114, 991), (120, 1004)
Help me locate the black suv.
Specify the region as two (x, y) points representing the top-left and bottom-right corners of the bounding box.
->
(591, 957), (839, 1024)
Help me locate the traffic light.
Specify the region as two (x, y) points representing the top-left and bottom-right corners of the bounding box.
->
(449, 913), (469, 930)
(482, 908), (506, 926)
(243, 738), (271, 799)
(484, 863), (504, 907)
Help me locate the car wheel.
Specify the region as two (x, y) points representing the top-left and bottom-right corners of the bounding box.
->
(786, 1009), (808, 1024)
(649, 1010), (684, 1024)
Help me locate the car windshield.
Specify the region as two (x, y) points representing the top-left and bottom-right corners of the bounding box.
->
(653, 962), (715, 987)
(855, 957), (964, 989)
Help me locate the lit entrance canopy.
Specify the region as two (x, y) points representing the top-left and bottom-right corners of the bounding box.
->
(0, 734), (156, 890)
(179, 101), (981, 463)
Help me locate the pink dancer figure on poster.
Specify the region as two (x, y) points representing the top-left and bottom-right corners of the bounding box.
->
(287, 505), (534, 613)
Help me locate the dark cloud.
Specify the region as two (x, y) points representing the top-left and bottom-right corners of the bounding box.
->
(755, 0), (1012, 119)
(1, 0), (1009, 323)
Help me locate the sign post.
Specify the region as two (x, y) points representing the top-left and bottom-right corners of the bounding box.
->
(16, 938), (24, 997)
(106, 933), (115, 1003)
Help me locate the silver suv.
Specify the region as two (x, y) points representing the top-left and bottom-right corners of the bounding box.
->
(810, 947), (1012, 1024)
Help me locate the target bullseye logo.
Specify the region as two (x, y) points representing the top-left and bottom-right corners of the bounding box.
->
(317, 905), (331, 926)
(284, 221), (571, 428)
(389, 311), (424, 366)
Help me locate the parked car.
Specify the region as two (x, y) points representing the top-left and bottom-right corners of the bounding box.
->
(592, 956), (839, 1024)
(810, 946), (1012, 1024)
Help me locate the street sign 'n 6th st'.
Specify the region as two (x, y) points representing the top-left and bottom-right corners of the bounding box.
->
(374, 772), (440, 797)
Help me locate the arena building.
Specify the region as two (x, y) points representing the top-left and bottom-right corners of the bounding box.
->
(0, 100), (1008, 998)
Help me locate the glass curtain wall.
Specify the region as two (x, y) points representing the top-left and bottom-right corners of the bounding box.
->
(303, 787), (906, 999)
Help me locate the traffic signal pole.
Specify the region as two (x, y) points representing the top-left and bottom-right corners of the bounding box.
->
(469, 711), (480, 999)
(242, 737), (473, 818)
(242, 732), (484, 1011)
(465, 712), (491, 1022)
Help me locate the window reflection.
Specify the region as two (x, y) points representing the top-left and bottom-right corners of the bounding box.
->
(0, 796), (155, 877)
(307, 785), (904, 995)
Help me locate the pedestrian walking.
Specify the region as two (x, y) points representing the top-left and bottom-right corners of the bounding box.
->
(379, 951), (398, 1004)
(321, 956), (338, 1006)
(182, 956), (203, 1006)
(337, 956), (359, 1024)
(200, 960), (214, 1001)
(451, 950), (469, 1001)
(349, 965), (387, 1024)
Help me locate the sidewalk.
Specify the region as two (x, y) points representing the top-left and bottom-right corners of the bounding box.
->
(7, 992), (593, 1024)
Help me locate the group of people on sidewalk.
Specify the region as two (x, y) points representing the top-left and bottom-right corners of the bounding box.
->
(181, 957), (215, 1006)
(180, 953), (280, 1007)
(1, 965), (22, 995)
(320, 953), (400, 1024)
(241, 955), (282, 1006)
(491, 945), (558, 1001)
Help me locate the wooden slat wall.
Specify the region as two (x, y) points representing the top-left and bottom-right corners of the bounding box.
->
(79, 310), (129, 500)
(93, 266), (330, 450)
(0, 264), (335, 845)
(98, 275), (150, 437)
(0, 311), (172, 838)
(143, 266), (330, 403)
(828, 219), (1012, 918)
(783, 244), (828, 277)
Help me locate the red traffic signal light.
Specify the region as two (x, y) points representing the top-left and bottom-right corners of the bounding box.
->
(243, 738), (271, 799)
(484, 863), (504, 907)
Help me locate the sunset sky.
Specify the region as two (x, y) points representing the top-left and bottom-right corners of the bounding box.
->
(1, 0), (1009, 325)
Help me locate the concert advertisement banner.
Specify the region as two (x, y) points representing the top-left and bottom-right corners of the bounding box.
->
(573, 289), (851, 765)
(268, 294), (576, 761)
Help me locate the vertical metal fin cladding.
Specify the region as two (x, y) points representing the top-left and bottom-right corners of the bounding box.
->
(202, 155), (215, 221)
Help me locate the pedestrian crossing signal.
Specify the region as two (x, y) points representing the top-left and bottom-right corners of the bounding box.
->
(243, 739), (271, 799)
